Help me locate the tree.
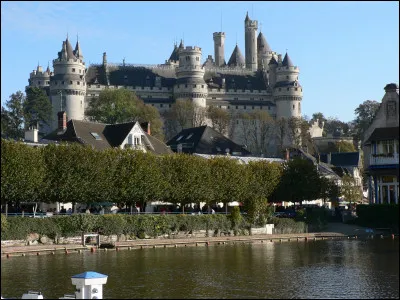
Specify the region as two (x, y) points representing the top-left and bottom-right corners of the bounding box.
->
(340, 174), (363, 204)
(353, 100), (380, 141)
(2, 91), (25, 139)
(319, 177), (340, 205)
(86, 89), (164, 140)
(24, 87), (52, 130)
(326, 140), (356, 153)
(311, 112), (326, 128)
(287, 117), (302, 148)
(275, 117), (287, 156)
(207, 106), (231, 136)
(163, 99), (206, 139)
(274, 158), (321, 206)
(324, 117), (352, 137)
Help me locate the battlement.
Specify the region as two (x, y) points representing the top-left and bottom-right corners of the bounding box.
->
(276, 66), (299, 72)
(213, 32), (226, 38)
(53, 58), (85, 65)
(181, 46), (202, 52)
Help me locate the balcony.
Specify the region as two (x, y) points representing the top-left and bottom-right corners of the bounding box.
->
(370, 153), (399, 166)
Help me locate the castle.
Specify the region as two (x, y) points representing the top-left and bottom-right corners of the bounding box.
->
(28, 12), (303, 153)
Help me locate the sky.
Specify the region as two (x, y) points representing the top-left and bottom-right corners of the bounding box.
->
(1, 1), (399, 123)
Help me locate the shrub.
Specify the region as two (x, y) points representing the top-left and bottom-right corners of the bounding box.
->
(268, 217), (307, 234)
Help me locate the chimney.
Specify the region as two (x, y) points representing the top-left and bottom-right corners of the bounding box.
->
(146, 122), (151, 135)
(57, 111), (67, 132)
(24, 126), (39, 143)
(141, 122), (151, 135)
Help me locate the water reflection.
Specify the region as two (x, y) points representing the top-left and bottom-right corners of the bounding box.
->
(1, 239), (398, 299)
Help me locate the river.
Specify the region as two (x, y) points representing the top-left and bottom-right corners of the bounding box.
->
(1, 238), (399, 299)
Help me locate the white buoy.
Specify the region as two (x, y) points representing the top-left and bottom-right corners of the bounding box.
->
(70, 271), (108, 299)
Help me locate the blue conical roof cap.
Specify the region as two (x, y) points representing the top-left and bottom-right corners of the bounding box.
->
(72, 271), (108, 279)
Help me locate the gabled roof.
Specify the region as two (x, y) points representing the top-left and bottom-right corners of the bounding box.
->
(268, 56), (278, 65)
(364, 127), (399, 144)
(282, 53), (294, 67)
(43, 120), (172, 154)
(227, 45), (245, 67)
(320, 152), (361, 167)
(257, 32), (272, 53)
(166, 126), (251, 156)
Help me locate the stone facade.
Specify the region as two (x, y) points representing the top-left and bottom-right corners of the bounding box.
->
(28, 13), (303, 153)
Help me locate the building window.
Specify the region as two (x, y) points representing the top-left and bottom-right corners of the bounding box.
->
(268, 106), (270, 110)
(279, 88), (281, 91)
(70, 81), (73, 85)
(244, 106), (246, 109)
(169, 104), (171, 108)
(193, 84), (196, 88)
(38, 81), (41, 85)
(234, 97), (238, 100)
(196, 57), (199, 61)
(227, 106), (230, 109)
(250, 98), (254, 100)
(160, 104), (163, 107)
(295, 88), (298, 91)
(236, 106), (238, 109)
(97, 85), (100, 88)
(202, 85), (204, 88)
(46, 81), (50, 84)
(286, 76), (289, 79)
(293, 104), (295, 109)
(212, 97), (216, 100)
(287, 88), (289, 91)
(61, 81), (65, 85)
(90, 132), (102, 140)
(79, 69), (81, 73)
(252, 106), (254, 109)
(77, 81), (80, 85)
(134, 137), (140, 145)
(72, 68), (76, 72)
(185, 84), (188, 88)
(260, 106), (262, 109)
(55, 81), (58, 85)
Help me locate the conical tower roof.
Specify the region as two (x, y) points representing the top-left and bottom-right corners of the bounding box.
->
(282, 52), (294, 67)
(74, 40), (83, 60)
(179, 39), (184, 49)
(227, 45), (245, 67)
(268, 56), (278, 65)
(245, 11), (250, 22)
(65, 37), (76, 60)
(257, 32), (272, 53)
(169, 44), (179, 61)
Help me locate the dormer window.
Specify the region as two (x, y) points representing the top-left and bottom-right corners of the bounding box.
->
(176, 135), (184, 142)
(90, 132), (102, 140)
(186, 133), (194, 140)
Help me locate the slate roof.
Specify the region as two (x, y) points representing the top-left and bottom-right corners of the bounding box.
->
(43, 120), (172, 154)
(204, 72), (268, 91)
(168, 45), (179, 61)
(227, 45), (245, 67)
(257, 32), (272, 53)
(268, 56), (278, 65)
(65, 38), (76, 60)
(282, 53), (294, 67)
(319, 152), (361, 167)
(166, 125), (251, 156)
(364, 127), (399, 144)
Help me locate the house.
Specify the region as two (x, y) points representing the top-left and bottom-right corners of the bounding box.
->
(166, 125), (251, 156)
(362, 83), (399, 204)
(43, 112), (172, 155)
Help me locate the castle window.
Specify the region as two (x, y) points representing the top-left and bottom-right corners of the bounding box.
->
(260, 106), (262, 109)
(286, 76), (289, 79)
(151, 104), (154, 106)
(77, 81), (80, 85)
(252, 106), (255, 109)
(72, 68), (76, 72)
(193, 84), (196, 88)
(79, 70), (81, 73)
(62, 81), (65, 85)
(97, 85), (100, 88)
(219, 105), (221, 108)
(235, 106), (238, 109)
(55, 81), (58, 85)
(295, 88), (298, 91)
(46, 81), (50, 84)
(268, 106), (270, 110)
(185, 84), (188, 88)
(236, 120), (239, 124)
(227, 106), (230, 109)
(83, 82), (85, 86)
(186, 56), (189, 61)
(278, 88), (281, 91)
(250, 98), (254, 100)
(293, 104), (295, 109)
(196, 57), (199, 61)
(169, 104), (171, 108)
(159, 87), (162, 90)
(287, 88), (289, 91)
(202, 85), (204, 88)
(244, 106), (246, 109)
(70, 81), (73, 85)
(212, 97), (216, 100)
(160, 104), (163, 107)
(38, 81), (41, 85)
(234, 97), (238, 100)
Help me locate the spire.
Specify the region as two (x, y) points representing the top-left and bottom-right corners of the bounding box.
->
(179, 39), (184, 49)
(282, 52), (294, 67)
(227, 45), (245, 67)
(74, 37), (83, 60)
(46, 61), (51, 74)
(257, 32), (272, 53)
(65, 36), (76, 60)
(245, 11), (250, 22)
(168, 43), (179, 62)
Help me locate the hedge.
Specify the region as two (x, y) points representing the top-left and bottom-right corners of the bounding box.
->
(356, 204), (399, 232)
(1, 214), (306, 241)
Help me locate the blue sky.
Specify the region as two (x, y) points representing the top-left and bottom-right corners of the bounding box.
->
(1, 1), (399, 123)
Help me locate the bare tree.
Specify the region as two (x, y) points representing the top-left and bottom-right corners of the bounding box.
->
(207, 106), (231, 136)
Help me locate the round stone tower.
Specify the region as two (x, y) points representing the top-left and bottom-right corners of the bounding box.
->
(29, 64), (52, 90)
(49, 37), (86, 130)
(213, 32), (226, 67)
(174, 46), (208, 108)
(244, 12), (258, 71)
(273, 52), (303, 119)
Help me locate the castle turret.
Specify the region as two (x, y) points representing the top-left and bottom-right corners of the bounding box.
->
(268, 56), (278, 87)
(174, 46), (208, 108)
(74, 39), (83, 61)
(213, 32), (226, 67)
(244, 12), (258, 71)
(50, 36), (86, 130)
(28, 63), (51, 89)
(273, 52), (302, 119)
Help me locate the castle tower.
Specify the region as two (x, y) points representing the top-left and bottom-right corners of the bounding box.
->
(174, 46), (208, 108)
(244, 12), (258, 71)
(213, 32), (226, 67)
(28, 63), (52, 90)
(49, 36), (86, 130)
(268, 56), (278, 87)
(273, 52), (302, 119)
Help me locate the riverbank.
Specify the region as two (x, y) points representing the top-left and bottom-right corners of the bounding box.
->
(2, 222), (394, 258)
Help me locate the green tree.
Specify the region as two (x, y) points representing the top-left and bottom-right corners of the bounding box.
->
(86, 89), (164, 140)
(24, 86), (52, 130)
(274, 158), (321, 206)
(319, 177), (340, 205)
(353, 100), (380, 141)
(311, 112), (327, 128)
(1, 139), (45, 205)
(340, 174), (363, 204)
(326, 140), (356, 153)
(2, 91), (25, 139)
